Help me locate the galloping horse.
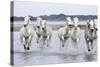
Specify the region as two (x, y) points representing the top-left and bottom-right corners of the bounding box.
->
(70, 17), (81, 46)
(85, 19), (97, 52)
(40, 20), (52, 47)
(20, 16), (34, 50)
(58, 17), (71, 47)
(35, 17), (42, 43)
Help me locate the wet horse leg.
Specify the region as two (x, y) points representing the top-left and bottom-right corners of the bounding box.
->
(40, 36), (45, 47)
(90, 39), (94, 50)
(62, 39), (66, 47)
(62, 40), (65, 47)
(25, 36), (32, 50)
(36, 34), (41, 43)
(87, 40), (92, 52)
(22, 37), (27, 50)
(46, 35), (51, 47)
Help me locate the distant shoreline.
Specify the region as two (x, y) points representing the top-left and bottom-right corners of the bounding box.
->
(11, 14), (97, 22)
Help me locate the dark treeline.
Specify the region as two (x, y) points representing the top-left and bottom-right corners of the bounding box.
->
(10, 14), (97, 22)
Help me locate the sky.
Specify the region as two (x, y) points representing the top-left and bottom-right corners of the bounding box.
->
(13, 1), (97, 17)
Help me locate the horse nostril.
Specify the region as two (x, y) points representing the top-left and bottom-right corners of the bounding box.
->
(37, 26), (40, 28)
(96, 28), (98, 31)
(24, 25), (26, 27)
(42, 28), (44, 30)
(91, 29), (94, 32)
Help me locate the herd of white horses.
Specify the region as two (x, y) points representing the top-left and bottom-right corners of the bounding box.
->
(20, 16), (97, 52)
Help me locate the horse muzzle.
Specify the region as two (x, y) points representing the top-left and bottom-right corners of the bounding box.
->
(37, 26), (40, 28)
(96, 28), (98, 31)
(24, 24), (27, 27)
(90, 29), (94, 32)
(42, 28), (45, 30)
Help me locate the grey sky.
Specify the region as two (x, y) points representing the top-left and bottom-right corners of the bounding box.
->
(14, 1), (97, 17)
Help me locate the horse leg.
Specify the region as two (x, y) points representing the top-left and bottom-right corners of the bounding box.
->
(24, 39), (29, 50)
(28, 36), (33, 50)
(62, 40), (65, 47)
(23, 44), (26, 50)
(76, 38), (79, 47)
(91, 40), (94, 50)
(46, 39), (49, 47)
(46, 35), (51, 47)
(36, 37), (39, 43)
(23, 41), (26, 50)
(85, 38), (91, 52)
(59, 38), (62, 47)
(88, 41), (92, 52)
(26, 44), (29, 50)
(59, 38), (64, 47)
(40, 38), (45, 47)
(39, 38), (42, 47)
(62, 43), (64, 47)
(22, 37), (27, 50)
(36, 35), (41, 44)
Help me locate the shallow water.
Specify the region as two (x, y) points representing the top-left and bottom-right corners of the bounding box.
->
(12, 30), (97, 66)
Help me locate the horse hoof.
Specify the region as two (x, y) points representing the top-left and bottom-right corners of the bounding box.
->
(88, 49), (91, 52)
(27, 47), (30, 50)
(24, 45), (26, 49)
(37, 41), (38, 43)
(47, 44), (49, 47)
(62, 45), (64, 47)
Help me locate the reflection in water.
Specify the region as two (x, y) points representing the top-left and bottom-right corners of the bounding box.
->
(14, 50), (97, 65)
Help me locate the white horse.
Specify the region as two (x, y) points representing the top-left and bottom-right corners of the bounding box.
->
(35, 17), (42, 43)
(20, 16), (34, 50)
(93, 19), (98, 32)
(85, 19), (97, 52)
(58, 17), (71, 47)
(40, 20), (52, 47)
(70, 17), (81, 46)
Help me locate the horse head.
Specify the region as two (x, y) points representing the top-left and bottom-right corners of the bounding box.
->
(73, 17), (79, 28)
(41, 20), (47, 32)
(88, 20), (95, 33)
(66, 17), (72, 24)
(36, 17), (42, 29)
(86, 19), (97, 41)
(65, 17), (72, 27)
(24, 16), (31, 27)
